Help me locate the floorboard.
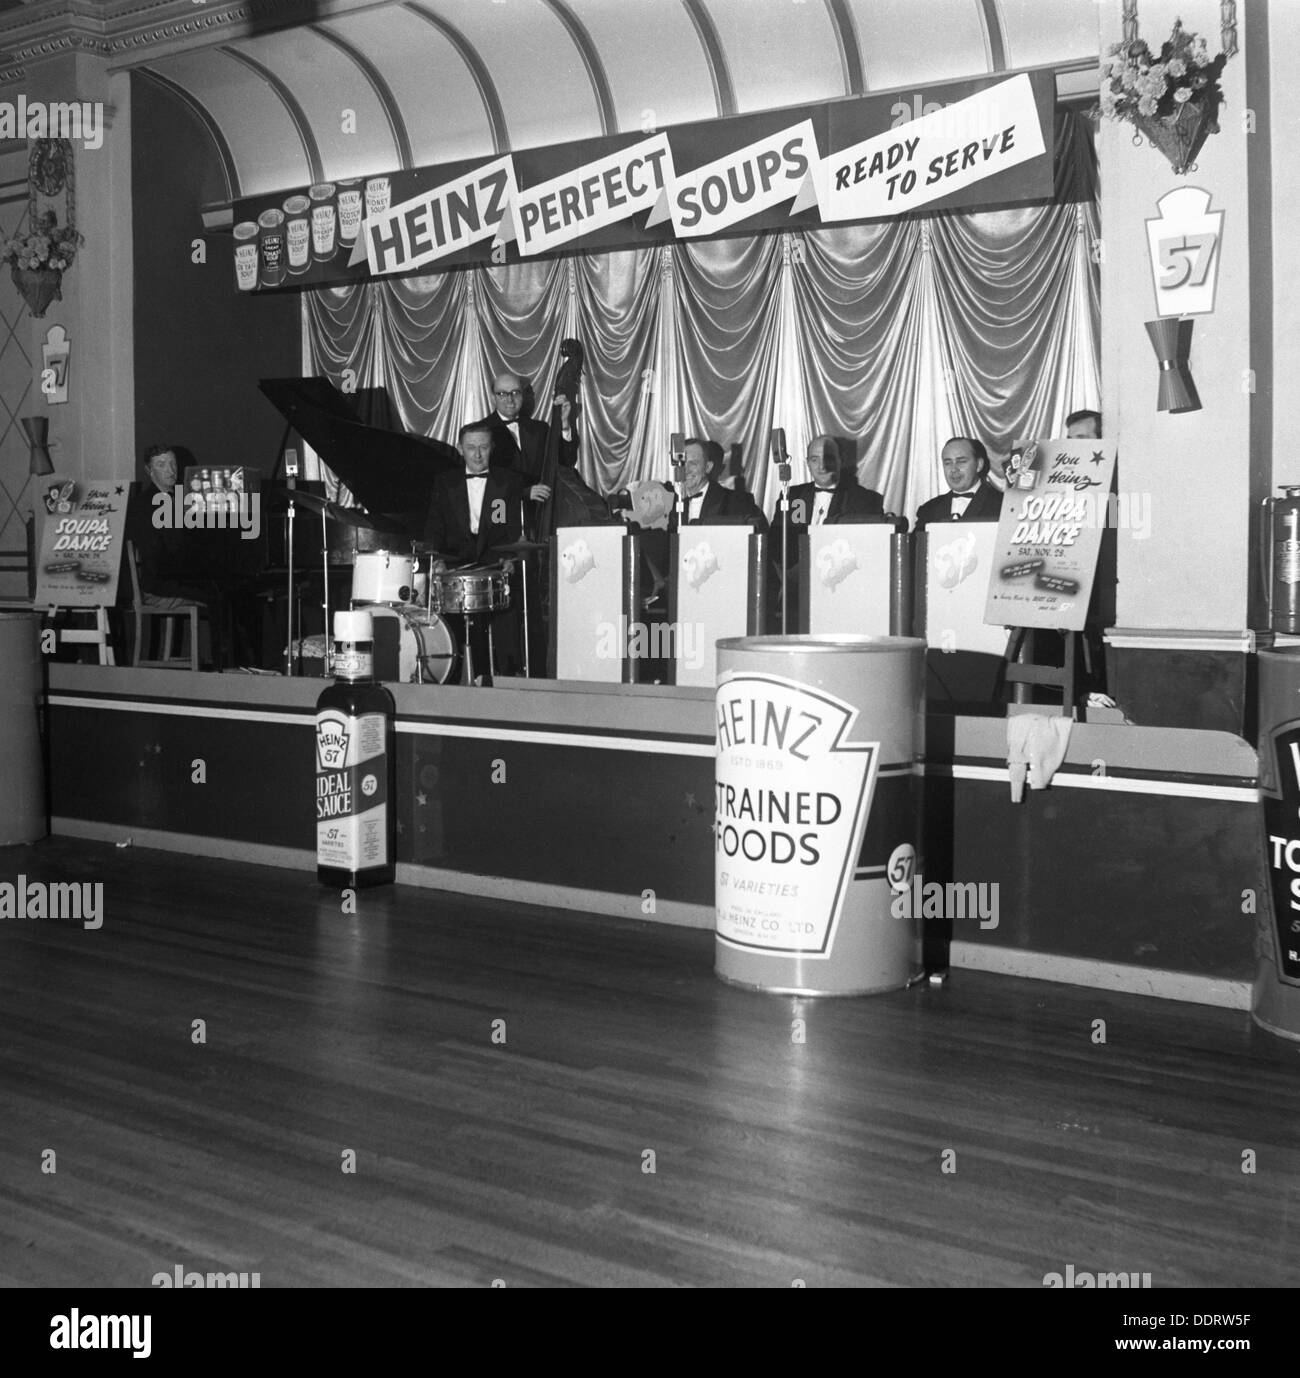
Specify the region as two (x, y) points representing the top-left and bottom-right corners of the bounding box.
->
(1, 837), (1297, 1289)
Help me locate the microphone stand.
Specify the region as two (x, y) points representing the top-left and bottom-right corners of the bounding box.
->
(519, 495), (531, 680)
(320, 507), (331, 677)
(285, 496), (296, 676)
(777, 454), (792, 635)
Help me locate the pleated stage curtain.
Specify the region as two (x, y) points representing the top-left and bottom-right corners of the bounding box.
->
(305, 109), (1099, 519)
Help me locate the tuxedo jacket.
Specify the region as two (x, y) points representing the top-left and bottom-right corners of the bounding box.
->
(674, 481), (768, 533)
(915, 479), (1003, 529)
(424, 467), (527, 562)
(472, 412), (577, 483)
(784, 480), (885, 531)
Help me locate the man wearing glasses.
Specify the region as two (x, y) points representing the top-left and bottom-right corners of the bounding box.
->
(473, 370), (577, 484)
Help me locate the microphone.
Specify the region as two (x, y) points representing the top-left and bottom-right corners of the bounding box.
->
(770, 428), (791, 485)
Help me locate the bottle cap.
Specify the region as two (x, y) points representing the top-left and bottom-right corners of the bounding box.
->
(334, 609), (373, 642)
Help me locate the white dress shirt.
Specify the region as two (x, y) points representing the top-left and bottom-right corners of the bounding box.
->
(466, 472), (488, 535)
(811, 488), (833, 526)
(949, 488), (977, 519)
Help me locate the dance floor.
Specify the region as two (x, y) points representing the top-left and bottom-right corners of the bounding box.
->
(1, 837), (1297, 1290)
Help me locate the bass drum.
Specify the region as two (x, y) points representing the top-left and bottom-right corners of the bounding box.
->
(369, 605), (457, 684)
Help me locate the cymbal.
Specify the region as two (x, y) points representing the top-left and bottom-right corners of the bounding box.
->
(490, 538), (549, 555)
(274, 490), (406, 534)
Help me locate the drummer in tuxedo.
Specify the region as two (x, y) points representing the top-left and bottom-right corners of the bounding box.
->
(424, 422), (549, 681)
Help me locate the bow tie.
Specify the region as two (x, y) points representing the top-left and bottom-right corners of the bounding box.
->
(467, 473), (488, 483)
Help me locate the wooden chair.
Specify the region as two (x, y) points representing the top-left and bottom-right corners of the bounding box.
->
(58, 606), (117, 666)
(128, 540), (203, 670)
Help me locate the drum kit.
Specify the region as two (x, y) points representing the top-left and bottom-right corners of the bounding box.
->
(284, 490), (539, 685)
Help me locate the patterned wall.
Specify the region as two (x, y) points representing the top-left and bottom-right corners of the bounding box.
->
(0, 150), (34, 600)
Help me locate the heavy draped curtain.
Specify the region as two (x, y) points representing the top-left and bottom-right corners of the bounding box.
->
(306, 109), (1098, 520)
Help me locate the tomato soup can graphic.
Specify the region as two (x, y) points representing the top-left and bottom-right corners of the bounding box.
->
(283, 194), (311, 274)
(336, 180), (363, 246)
(257, 208), (286, 287)
(233, 221), (259, 291)
(715, 634), (925, 995)
(1253, 648), (1300, 1039)
(309, 182), (337, 261)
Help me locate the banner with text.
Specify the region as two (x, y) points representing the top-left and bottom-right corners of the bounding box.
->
(232, 71), (1054, 292)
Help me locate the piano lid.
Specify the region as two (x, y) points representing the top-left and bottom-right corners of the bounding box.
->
(259, 377), (459, 536)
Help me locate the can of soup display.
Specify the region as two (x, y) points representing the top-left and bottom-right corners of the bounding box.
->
(309, 183), (337, 261)
(257, 208), (286, 288)
(283, 194), (312, 274)
(233, 221), (259, 291)
(714, 634), (926, 995)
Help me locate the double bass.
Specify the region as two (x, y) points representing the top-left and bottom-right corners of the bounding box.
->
(533, 338), (585, 543)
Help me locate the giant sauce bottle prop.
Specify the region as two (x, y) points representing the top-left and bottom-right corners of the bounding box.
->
(315, 609), (396, 887)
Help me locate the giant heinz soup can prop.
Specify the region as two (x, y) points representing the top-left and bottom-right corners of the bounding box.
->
(715, 635), (925, 995)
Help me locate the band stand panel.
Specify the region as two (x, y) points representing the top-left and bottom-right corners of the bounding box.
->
(921, 523), (1007, 655)
(807, 524), (893, 636)
(554, 525), (628, 683)
(670, 524), (755, 688)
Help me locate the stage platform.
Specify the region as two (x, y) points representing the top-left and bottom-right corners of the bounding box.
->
(46, 665), (1261, 1007)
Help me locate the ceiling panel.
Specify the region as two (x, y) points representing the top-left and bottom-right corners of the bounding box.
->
(997, 0), (1098, 70)
(327, 8), (495, 166)
(413, 0), (602, 151)
(847, 0), (993, 90)
(570, 0), (718, 132)
(144, 48), (311, 196)
(230, 26), (399, 182)
(706, 0), (847, 111)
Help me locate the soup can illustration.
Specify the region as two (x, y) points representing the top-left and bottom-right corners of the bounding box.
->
(365, 176), (391, 218)
(336, 180), (363, 247)
(233, 221), (259, 291)
(309, 182), (337, 261)
(257, 208), (286, 288)
(283, 194), (312, 274)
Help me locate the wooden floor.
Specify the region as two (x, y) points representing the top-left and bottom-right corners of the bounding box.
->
(1, 836), (1298, 1289)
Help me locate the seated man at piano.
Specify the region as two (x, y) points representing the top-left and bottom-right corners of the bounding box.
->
(423, 422), (550, 681)
(123, 444), (259, 669)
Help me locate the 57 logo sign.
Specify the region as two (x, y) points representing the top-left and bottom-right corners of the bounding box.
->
(1146, 186), (1223, 317)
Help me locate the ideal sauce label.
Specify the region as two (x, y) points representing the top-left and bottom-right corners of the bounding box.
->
(315, 710), (388, 871)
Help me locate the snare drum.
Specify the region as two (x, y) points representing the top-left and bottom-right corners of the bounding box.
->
(352, 549), (415, 605)
(369, 605), (457, 684)
(431, 565), (511, 615)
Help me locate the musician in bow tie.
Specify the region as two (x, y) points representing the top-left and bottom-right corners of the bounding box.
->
(424, 423), (549, 681)
(424, 423), (550, 566)
(472, 370), (577, 484)
(914, 436), (1003, 529)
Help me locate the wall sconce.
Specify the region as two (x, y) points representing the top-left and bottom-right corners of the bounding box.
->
(1144, 318), (1201, 413)
(22, 415), (54, 474)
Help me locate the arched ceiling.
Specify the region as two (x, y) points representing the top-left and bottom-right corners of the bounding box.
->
(1, 0), (1101, 203)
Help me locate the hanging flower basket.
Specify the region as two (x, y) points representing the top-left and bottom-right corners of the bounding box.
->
(1131, 90), (1222, 176)
(11, 264), (63, 317)
(1099, 20), (1231, 177)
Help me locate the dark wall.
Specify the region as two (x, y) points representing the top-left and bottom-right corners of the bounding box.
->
(132, 72), (300, 471)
